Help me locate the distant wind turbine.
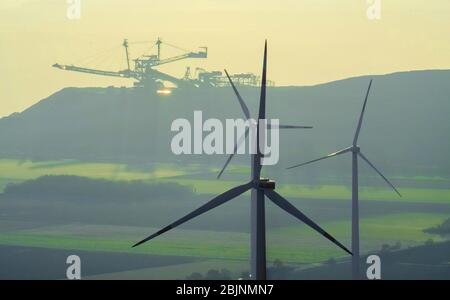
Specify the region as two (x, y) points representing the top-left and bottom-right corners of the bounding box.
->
(133, 41), (352, 280)
(287, 79), (401, 279)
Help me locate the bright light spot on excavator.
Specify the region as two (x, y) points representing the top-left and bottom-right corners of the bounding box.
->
(156, 89), (172, 95)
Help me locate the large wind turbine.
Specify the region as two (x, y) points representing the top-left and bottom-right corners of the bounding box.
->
(133, 41), (352, 280)
(216, 52), (313, 279)
(287, 80), (401, 279)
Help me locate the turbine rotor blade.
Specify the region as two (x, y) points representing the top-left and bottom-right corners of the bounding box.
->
(358, 152), (402, 197)
(133, 182), (253, 247)
(224, 69), (251, 120)
(258, 40), (268, 121)
(217, 153), (235, 179)
(286, 147), (352, 170)
(257, 40), (268, 159)
(353, 79), (373, 145)
(268, 124), (313, 129)
(265, 190), (352, 255)
(217, 127), (250, 179)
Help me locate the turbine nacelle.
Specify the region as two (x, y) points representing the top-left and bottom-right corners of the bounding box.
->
(256, 178), (276, 190)
(351, 145), (361, 153)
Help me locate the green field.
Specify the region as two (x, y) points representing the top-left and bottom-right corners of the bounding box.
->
(1, 158), (449, 204)
(0, 159), (183, 183)
(0, 213), (446, 264)
(161, 178), (450, 204)
(0, 159), (195, 192)
(85, 259), (249, 280)
(1, 158), (449, 278)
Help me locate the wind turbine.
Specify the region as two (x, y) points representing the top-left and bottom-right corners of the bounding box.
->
(287, 79), (401, 279)
(133, 41), (352, 280)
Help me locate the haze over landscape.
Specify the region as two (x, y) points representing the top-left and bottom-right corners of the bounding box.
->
(0, 0), (449, 280)
(1, 0), (450, 117)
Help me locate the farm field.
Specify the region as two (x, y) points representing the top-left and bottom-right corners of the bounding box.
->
(0, 212), (446, 265)
(0, 245), (200, 280)
(1, 159), (449, 279)
(162, 178), (450, 204)
(84, 259), (249, 280)
(1, 159), (449, 204)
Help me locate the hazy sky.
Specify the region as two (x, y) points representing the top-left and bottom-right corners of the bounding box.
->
(1, 0), (450, 117)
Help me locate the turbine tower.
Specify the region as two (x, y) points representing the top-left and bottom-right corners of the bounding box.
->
(133, 41), (352, 280)
(287, 79), (401, 279)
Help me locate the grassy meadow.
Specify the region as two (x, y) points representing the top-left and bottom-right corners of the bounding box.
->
(2, 159), (449, 203)
(0, 158), (449, 279)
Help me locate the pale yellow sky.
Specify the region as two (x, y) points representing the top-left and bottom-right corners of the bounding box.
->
(1, 0), (450, 117)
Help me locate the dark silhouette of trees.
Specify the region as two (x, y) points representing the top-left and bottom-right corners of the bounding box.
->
(186, 268), (232, 280)
(3, 175), (194, 203)
(424, 218), (450, 236)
